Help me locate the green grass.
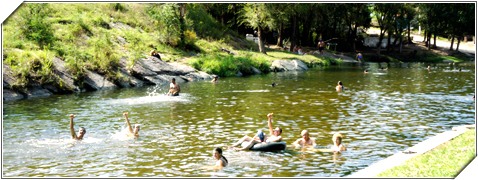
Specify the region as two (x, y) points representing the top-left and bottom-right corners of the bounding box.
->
(378, 129), (476, 177)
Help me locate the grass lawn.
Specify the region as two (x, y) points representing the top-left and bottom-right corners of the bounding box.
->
(378, 129), (476, 177)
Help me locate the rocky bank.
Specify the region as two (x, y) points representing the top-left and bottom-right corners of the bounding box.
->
(3, 57), (313, 101)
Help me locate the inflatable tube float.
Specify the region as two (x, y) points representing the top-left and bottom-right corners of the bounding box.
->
(241, 142), (287, 152)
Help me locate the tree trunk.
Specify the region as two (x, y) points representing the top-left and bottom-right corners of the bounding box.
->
(399, 33), (403, 53)
(433, 34), (437, 49)
(423, 30), (427, 42)
(289, 15), (297, 52)
(427, 31), (432, 50)
(377, 29), (385, 55)
(258, 27), (267, 54)
(407, 21), (412, 44)
(178, 3), (186, 48)
(449, 35), (455, 50)
(387, 30), (392, 52)
(277, 22), (284, 47)
(455, 37), (461, 51)
(352, 26), (357, 53)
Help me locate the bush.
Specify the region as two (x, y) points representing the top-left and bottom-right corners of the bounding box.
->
(18, 4), (55, 49)
(4, 50), (55, 87)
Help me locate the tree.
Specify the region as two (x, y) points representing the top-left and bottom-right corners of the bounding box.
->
(239, 4), (274, 54)
(343, 3), (372, 52)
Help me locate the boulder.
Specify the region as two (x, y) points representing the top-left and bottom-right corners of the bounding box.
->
(270, 59), (308, 72)
(83, 70), (117, 91)
(51, 57), (80, 92)
(20, 85), (52, 99)
(3, 89), (24, 101)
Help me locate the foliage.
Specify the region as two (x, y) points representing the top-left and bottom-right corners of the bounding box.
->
(188, 53), (271, 77)
(4, 50), (55, 87)
(17, 4), (56, 49)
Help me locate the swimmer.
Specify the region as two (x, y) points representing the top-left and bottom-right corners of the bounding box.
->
(331, 133), (346, 152)
(292, 130), (317, 148)
(336, 81), (344, 92)
(167, 78), (181, 96)
(211, 75), (219, 83)
(123, 112), (140, 138)
(69, 114), (86, 140)
(364, 69), (369, 74)
(213, 147), (228, 168)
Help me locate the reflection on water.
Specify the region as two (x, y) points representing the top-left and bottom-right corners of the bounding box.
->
(2, 62), (475, 177)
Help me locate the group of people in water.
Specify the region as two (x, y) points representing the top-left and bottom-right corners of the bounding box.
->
(209, 113), (347, 170)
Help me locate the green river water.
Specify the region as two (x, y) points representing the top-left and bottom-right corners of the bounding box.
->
(2, 62), (475, 177)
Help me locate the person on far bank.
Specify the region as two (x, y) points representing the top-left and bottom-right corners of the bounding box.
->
(336, 81), (344, 92)
(292, 130), (317, 148)
(318, 40), (326, 55)
(356, 52), (363, 62)
(167, 78), (180, 96)
(123, 112), (140, 138)
(331, 132), (347, 152)
(149, 49), (162, 60)
(69, 114), (86, 140)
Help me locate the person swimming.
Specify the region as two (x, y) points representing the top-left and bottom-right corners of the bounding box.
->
(213, 147), (228, 168)
(69, 114), (86, 140)
(331, 132), (347, 152)
(123, 112), (140, 138)
(336, 81), (344, 92)
(167, 78), (181, 96)
(292, 130), (317, 148)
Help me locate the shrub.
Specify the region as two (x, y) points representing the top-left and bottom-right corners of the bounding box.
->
(18, 4), (55, 49)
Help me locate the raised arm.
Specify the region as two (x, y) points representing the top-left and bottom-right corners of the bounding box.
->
(123, 112), (134, 134)
(69, 114), (77, 139)
(267, 113), (274, 135)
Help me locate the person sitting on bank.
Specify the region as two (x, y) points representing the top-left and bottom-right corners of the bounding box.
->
(331, 132), (347, 152)
(167, 78), (181, 96)
(336, 81), (344, 92)
(149, 49), (162, 60)
(318, 40), (326, 54)
(123, 112), (140, 138)
(292, 130), (317, 148)
(69, 114), (86, 140)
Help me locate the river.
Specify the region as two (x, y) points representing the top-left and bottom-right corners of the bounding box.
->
(2, 62), (475, 177)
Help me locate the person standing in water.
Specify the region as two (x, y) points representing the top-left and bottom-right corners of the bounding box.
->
(167, 78), (181, 96)
(69, 114), (86, 140)
(331, 133), (347, 152)
(292, 130), (317, 148)
(211, 75), (219, 83)
(213, 147), (228, 169)
(336, 81), (344, 92)
(123, 112), (140, 138)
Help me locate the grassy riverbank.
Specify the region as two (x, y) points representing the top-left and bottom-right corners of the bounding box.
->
(377, 129), (476, 177)
(2, 3), (472, 92)
(2, 3), (336, 90)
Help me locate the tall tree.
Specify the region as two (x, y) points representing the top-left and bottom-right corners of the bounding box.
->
(343, 3), (372, 52)
(239, 3), (274, 54)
